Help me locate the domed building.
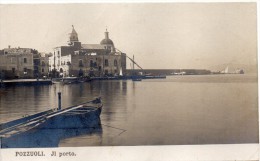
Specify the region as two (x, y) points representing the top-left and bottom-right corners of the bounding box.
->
(49, 26), (126, 77)
(100, 29), (115, 53)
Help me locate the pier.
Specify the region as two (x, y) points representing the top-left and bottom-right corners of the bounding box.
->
(91, 75), (166, 81)
(0, 79), (52, 87)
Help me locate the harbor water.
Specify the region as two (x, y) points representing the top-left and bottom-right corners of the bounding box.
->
(0, 74), (258, 146)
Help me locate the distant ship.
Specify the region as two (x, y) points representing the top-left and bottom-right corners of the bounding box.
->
(171, 69), (186, 75)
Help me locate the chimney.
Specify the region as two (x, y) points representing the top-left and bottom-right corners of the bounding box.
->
(8, 45), (11, 49)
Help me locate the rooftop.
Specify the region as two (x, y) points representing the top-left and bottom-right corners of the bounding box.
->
(81, 44), (105, 50)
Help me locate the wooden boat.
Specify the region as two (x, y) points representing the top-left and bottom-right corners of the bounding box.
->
(0, 97), (102, 139)
(1, 125), (102, 148)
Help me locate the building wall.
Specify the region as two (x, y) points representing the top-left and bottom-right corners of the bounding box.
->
(50, 44), (82, 72)
(102, 54), (122, 76)
(58, 52), (123, 77)
(39, 56), (49, 77)
(60, 55), (71, 77)
(121, 53), (127, 75)
(0, 53), (34, 78)
(0, 48), (50, 79)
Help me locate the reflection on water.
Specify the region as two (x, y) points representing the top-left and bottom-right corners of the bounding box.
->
(1, 126), (102, 148)
(0, 74), (258, 147)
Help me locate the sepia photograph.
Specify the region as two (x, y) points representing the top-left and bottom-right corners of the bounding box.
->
(0, 1), (259, 160)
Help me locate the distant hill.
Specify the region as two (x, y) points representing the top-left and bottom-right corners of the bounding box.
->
(208, 63), (257, 74)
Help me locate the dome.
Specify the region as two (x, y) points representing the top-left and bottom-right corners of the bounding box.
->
(100, 38), (114, 45)
(100, 29), (114, 46)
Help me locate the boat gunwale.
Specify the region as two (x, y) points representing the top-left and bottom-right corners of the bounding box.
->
(0, 98), (102, 132)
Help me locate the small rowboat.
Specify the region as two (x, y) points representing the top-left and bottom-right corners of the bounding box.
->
(0, 97), (102, 139)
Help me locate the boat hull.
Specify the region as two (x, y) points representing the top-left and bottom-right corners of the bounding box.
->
(0, 98), (102, 140)
(39, 106), (102, 129)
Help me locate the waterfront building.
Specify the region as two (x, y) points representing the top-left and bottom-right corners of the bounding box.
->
(0, 46), (50, 79)
(38, 52), (51, 77)
(49, 26), (126, 77)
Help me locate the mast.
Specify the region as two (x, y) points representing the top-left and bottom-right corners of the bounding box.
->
(133, 55), (135, 71)
(115, 48), (143, 70)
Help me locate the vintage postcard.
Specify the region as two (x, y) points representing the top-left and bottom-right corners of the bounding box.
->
(0, 2), (259, 161)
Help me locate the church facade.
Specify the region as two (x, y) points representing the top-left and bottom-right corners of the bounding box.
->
(49, 26), (127, 77)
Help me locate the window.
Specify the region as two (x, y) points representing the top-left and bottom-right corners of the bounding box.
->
(42, 68), (44, 73)
(114, 60), (118, 66)
(24, 58), (27, 63)
(57, 51), (60, 56)
(105, 59), (109, 66)
(79, 59), (83, 67)
(90, 60), (93, 67)
(12, 68), (15, 73)
(11, 57), (15, 64)
(24, 68), (27, 72)
(42, 61), (45, 66)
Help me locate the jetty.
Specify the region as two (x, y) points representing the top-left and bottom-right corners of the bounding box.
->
(0, 79), (52, 87)
(91, 75), (166, 81)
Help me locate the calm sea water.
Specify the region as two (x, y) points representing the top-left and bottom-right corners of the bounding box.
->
(0, 74), (258, 146)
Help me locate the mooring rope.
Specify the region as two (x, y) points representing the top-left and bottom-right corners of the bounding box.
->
(101, 124), (126, 136)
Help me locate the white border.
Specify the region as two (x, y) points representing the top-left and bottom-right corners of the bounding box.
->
(0, 144), (259, 161)
(0, 1), (259, 161)
(0, 0), (258, 4)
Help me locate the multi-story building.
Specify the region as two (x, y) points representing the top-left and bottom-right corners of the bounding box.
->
(38, 52), (51, 77)
(0, 47), (36, 79)
(49, 26), (127, 77)
(0, 46), (50, 79)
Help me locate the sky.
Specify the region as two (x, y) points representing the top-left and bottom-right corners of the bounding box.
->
(0, 3), (257, 69)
